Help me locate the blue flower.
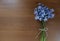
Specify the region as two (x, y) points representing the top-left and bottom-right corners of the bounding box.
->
(34, 3), (55, 21)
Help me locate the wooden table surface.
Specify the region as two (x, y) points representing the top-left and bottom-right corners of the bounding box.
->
(0, 0), (60, 41)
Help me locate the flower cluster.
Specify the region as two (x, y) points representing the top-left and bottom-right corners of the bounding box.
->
(34, 3), (55, 21)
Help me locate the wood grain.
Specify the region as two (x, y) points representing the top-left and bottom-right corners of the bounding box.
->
(0, 0), (60, 41)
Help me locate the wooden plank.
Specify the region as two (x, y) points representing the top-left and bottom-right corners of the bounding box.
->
(0, 0), (60, 41)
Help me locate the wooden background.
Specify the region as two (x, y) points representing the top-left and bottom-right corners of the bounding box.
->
(0, 0), (60, 41)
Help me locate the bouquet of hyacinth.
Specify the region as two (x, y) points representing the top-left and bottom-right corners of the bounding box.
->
(34, 3), (55, 41)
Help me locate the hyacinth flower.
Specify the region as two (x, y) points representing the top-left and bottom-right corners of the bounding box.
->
(34, 3), (55, 41)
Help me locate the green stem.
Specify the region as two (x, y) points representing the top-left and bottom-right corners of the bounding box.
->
(40, 21), (46, 41)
